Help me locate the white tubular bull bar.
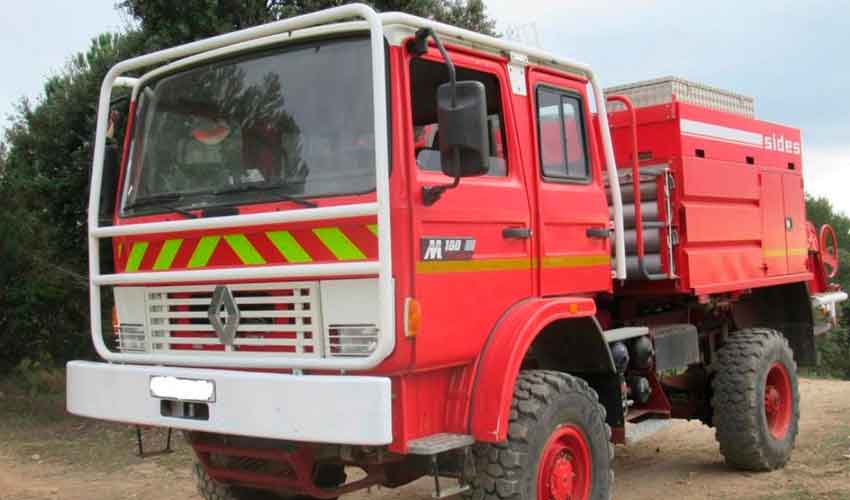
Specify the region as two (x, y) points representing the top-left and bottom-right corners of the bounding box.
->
(88, 4), (394, 370)
(88, 4), (628, 370)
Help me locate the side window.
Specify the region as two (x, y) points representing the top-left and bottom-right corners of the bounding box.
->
(409, 58), (507, 176)
(536, 88), (590, 181)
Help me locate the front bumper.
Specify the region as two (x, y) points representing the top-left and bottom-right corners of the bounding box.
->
(66, 361), (393, 445)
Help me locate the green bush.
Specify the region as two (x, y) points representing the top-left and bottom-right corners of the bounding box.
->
(813, 303), (850, 379)
(14, 355), (66, 396)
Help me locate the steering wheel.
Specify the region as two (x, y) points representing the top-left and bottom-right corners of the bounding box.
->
(819, 224), (839, 278)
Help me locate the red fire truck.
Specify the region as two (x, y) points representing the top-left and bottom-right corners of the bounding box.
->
(68, 5), (847, 500)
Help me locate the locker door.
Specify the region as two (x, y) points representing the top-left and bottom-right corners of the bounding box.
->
(782, 173), (808, 273)
(761, 171), (788, 276)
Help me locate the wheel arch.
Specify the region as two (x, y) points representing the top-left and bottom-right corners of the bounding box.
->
(468, 296), (615, 443)
(733, 282), (816, 366)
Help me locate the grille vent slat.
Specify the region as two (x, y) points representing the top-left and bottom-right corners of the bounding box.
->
(145, 282), (321, 357)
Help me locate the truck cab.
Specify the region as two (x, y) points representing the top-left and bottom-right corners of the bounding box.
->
(69, 5), (845, 500)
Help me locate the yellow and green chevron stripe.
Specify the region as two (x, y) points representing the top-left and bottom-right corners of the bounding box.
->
(118, 223), (379, 272)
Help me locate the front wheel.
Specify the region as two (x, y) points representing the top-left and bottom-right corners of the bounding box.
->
(711, 328), (800, 471)
(467, 370), (613, 500)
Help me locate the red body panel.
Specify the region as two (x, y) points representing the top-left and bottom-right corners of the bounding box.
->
(606, 102), (812, 295)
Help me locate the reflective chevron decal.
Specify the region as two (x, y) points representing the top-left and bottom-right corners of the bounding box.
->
(122, 223), (378, 272)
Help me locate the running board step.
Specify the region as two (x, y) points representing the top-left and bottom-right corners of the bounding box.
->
(408, 433), (475, 455)
(432, 484), (470, 499)
(625, 418), (672, 445)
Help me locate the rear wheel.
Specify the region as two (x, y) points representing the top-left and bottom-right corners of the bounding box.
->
(467, 370), (613, 500)
(711, 328), (799, 471)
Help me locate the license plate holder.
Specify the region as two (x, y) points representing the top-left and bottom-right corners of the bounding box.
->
(149, 375), (216, 403)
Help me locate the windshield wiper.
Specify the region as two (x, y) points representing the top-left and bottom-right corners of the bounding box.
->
(125, 193), (198, 219)
(213, 183), (317, 208)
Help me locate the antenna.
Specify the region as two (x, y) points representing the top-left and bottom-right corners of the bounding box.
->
(503, 22), (541, 48)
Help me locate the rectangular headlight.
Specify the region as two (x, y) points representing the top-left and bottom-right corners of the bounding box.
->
(326, 324), (379, 357)
(116, 323), (147, 353)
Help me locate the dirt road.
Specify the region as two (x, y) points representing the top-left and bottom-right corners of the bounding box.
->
(2, 378), (850, 500)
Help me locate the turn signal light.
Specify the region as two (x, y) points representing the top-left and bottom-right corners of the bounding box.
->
(112, 305), (120, 335)
(405, 298), (422, 338)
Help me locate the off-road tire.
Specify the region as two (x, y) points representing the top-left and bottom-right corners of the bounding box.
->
(466, 370), (613, 500)
(711, 328), (800, 471)
(193, 462), (344, 500)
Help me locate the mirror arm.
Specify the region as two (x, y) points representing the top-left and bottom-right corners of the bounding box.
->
(408, 28), (464, 206)
(409, 28), (457, 106)
(422, 174), (460, 207)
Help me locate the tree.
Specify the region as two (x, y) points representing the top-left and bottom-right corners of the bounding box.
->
(806, 195), (850, 379)
(0, 32), (148, 370)
(0, 141), (7, 178)
(119, 0), (496, 50)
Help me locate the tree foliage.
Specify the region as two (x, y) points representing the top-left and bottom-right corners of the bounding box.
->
(0, 32), (149, 370)
(119, 0), (496, 50)
(805, 195), (850, 379)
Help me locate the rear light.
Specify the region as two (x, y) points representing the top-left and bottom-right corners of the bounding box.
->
(326, 324), (379, 357)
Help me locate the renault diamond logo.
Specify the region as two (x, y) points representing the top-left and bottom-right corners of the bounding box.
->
(208, 285), (240, 347)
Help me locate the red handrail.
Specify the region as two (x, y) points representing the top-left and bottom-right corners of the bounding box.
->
(606, 95), (644, 265)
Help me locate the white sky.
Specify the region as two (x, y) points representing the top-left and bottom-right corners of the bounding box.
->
(0, 2), (126, 129)
(1, 0), (848, 214)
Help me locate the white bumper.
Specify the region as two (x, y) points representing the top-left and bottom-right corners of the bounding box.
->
(66, 361), (393, 445)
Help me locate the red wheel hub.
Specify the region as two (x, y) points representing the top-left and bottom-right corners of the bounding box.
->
(764, 362), (792, 439)
(537, 425), (591, 500)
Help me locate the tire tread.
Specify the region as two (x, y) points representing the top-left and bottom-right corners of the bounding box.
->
(711, 328), (799, 471)
(466, 370), (613, 500)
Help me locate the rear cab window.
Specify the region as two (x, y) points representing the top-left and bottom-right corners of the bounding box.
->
(536, 87), (590, 182)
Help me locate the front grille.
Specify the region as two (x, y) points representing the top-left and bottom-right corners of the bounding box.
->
(145, 282), (321, 357)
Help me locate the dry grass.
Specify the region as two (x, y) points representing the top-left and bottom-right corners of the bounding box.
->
(0, 377), (192, 473)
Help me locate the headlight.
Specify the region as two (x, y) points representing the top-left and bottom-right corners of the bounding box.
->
(116, 323), (147, 352)
(326, 324), (379, 357)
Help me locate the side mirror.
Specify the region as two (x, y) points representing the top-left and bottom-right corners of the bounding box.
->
(437, 81), (489, 177)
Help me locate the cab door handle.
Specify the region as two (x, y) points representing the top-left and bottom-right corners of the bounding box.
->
(586, 227), (611, 239)
(502, 227), (532, 239)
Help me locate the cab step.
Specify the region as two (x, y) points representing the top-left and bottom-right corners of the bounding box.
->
(408, 434), (475, 499)
(408, 433), (475, 455)
(625, 418), (673, 445)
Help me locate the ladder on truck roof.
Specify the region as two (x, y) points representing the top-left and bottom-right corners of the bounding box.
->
(604, 96), (677, 281)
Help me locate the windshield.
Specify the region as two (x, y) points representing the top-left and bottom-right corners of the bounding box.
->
(121, 37), (376, 216)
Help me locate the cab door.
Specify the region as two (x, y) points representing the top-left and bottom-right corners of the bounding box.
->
(528, 71), (611, 295)
(408, 53), (533, 367)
